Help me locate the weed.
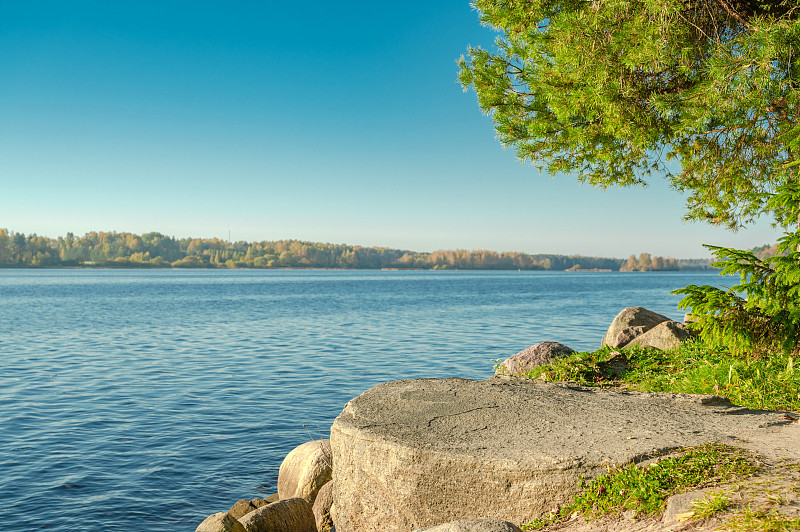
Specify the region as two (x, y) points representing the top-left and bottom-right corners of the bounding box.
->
(520, 443), (756, 530)
(723, 506), (800, 531)
(767, 493), (789, 506)
(517, 339), (800, 412)
(303, 424), (332, 469)
(691, 490), (730, 518)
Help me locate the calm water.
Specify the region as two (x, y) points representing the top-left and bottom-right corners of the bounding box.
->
(0, 269), (726, 530)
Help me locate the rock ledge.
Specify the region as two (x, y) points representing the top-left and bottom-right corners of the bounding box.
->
(331, 377), (782, 532)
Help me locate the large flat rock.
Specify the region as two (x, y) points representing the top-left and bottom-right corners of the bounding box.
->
(330, 376), (784, 532)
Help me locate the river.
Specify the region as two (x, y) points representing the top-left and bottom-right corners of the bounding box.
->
(0, 269), (724, 530)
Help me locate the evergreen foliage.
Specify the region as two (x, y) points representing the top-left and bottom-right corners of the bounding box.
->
(459, 0), (800, 353)
(674, 230), (800, 354)
(459, 0), (799, 230)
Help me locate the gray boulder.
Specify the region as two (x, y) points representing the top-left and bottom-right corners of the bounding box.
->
(312, 480), (334, 532)
(196, 512), (246, 532)
(330, 377), (783, 532)
(414, 519), (522, 532)
(626, 320), (692, 350)
(601, 307), (671, 348)
(612, 326), (648, 348)
(278, 439), (332, 505)
(238, 498), (316, 532)
(496, 341), (574, 375)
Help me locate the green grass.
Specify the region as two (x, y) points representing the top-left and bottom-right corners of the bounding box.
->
(723, 507), (800, 531)
(691, 490), (730, 518)
(518, 339), (800, 412)
(510, 338), (797, 530)
(521, 443), (756, 530)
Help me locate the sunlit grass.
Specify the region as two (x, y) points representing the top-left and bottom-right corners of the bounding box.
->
(510, 338), (798, 530)
(521, 443), (756, 530)
(519, 340), (800, 412)
(691, 490), (730, 519)
(722, 507), (800, 531)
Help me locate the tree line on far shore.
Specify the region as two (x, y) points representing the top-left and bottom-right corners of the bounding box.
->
(0, 229), (719, 271)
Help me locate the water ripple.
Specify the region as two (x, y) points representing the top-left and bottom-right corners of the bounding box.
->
(0, 269), (724, 530)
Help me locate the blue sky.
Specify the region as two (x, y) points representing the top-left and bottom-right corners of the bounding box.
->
(0, 1), (781, 258)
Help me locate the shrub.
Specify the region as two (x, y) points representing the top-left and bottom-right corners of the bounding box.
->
(673, 230), (800, 356)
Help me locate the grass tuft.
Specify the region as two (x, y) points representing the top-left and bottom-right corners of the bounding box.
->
(691, 490), (730, 518)
(723, 506), (800, 531)
(518, 339), (800, 412)
(510, 337), (798, 530)
(521, 443), (756, 530)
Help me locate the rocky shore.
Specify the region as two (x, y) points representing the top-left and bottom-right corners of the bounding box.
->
(196, 308), (800, 532)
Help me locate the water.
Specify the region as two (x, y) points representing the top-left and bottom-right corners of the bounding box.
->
(0, 269), (726, 530)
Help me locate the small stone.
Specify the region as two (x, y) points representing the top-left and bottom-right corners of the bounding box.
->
(496, 341), (575, 375)
(601, 307), (671, 348)
(662, 489), (712, 523)
(626, 321), (692, 350)
(229, 496), (278, 519)
(253, 494), (280, 505)
(229, 500), (258, 520)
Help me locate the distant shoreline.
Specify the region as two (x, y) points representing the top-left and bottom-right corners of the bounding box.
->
(0, 265), (718, 272)
(0, 229), (717, 271)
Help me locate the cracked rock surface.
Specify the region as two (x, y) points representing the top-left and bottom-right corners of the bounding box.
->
(330, 376), (788, 532)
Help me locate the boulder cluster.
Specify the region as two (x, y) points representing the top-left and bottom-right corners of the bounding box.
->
(196, 307), (701, 532)
(497, 306), (693, 375)
(600, 307), (693, 350)
(196, 440), (334, 532)
(196, 435), (521, 532)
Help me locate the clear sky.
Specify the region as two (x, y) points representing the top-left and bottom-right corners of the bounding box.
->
(0, 1), (783, 259)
